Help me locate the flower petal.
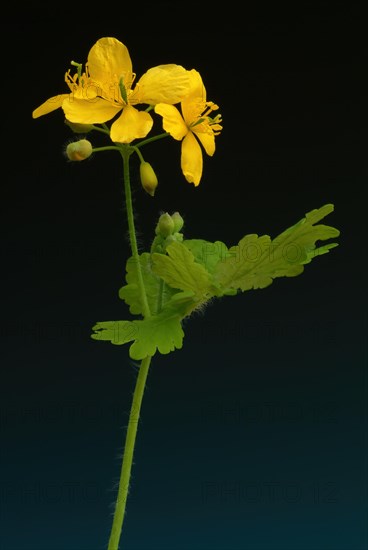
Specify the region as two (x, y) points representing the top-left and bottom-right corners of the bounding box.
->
(181, 132), (203, 186)
(62, 97), (121, 124)
(88, 37), (133, 99)
(187, 69), (207, 100)
(181, 69), (206, 124)
(154, 104), (188, 140)
(110, 105), (153, 143)
(32, 94), (69, 118)
(194, 131), (216, 156)
(133, 65), (190, 105)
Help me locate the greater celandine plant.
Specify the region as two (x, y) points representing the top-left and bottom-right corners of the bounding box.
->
(32, 36), (340, 549)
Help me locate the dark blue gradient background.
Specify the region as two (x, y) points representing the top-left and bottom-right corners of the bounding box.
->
(1, 4), (367, 550)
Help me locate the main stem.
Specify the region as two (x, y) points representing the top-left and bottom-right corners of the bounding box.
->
(107, 355), (151, 550)
(107, 147), (152, 550)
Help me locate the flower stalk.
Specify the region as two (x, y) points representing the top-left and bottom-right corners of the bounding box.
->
(120, 147), (151, 318)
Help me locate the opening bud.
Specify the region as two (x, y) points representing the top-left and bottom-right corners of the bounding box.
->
(140, 161), (158, 196)
(66, 139), (93, 161)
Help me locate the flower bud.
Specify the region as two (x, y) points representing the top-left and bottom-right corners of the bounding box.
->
(162, 232), (184, 252)
(65, 120), (94, 133)
(155, 212), (175, 237)
(140, 161), (158, 196)
(172, 232), (184, 242)
(66, 139), (93, 161)
(171, 212), (184, 233)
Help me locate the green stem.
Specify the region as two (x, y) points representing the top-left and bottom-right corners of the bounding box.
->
(106, 147), (153, 550)
(107, 355), (152, 550)
(120, 147), (151, 319)
(134, 132), (169, 148)
(90, 124), (111, 135)
(92, 146), (121, 153)
(130, 145), (145, 163)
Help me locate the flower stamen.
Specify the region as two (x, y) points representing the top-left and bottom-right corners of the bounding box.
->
(70, 60), (83, 79)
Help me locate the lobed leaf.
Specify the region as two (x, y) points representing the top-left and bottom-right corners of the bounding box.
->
(119, 252), (177, 315)
(183, 239), (229, 273)
(214, 204), (340, 292)
(91, 291), (196, 360)
(151, 241), (221, 300)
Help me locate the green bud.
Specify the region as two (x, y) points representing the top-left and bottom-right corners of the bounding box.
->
(164, 231), (183, 247)
(155, 212), (175, 237)
(172, 232), (184, 242)
(65, 120), (94, 133)
(66, 139), (93, 161)
(171, 212), (184, 233)
(140, 161), (158, 196)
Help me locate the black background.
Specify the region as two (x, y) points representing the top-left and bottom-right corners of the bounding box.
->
(1, 3), (367, 549)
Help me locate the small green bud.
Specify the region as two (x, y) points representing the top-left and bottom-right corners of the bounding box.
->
(163, 232), (183, 250)
(65, 120), (94, 133)
(155, 212), (175, 237)
(66, 139), (93, 161)
(140, 161), (158, 196)
(172, 232), (184, 242)
(171, 212), (184, 233)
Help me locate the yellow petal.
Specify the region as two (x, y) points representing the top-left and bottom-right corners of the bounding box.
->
(32, 94), (69, 118)
(133, 65), (190, 105)
(63, 97), (121, 124)
(181, 132), (203, 186)
(154, 104), (188, 140)
(186, 69), (206, 101)
(87, 37), (133, 99)
(110, 105), (153, 144)
(195, 131), (216, 156)
(181, 69), (206, 124)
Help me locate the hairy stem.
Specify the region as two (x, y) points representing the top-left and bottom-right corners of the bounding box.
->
(107, 355), (152, 550)
(107, 147), (153, 550)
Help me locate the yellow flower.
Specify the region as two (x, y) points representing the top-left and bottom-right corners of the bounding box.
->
(154, 69), (222, 186)
(33, 37), (190, 144)
(32, 62), (98, 118)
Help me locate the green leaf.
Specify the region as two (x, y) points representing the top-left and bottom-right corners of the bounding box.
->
(91, 320), (138, 346)
(152, 241), (220, 300)
(93, 204), (339, 359)
(91, 291), (196, 360)
(119, 252), (177, 315)
(183, 239), (229, 273)
(214, 204), (340, 291)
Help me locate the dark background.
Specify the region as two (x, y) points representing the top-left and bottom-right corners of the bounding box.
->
(1, 3), (367, 549)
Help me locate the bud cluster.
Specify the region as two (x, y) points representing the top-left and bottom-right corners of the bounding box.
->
(151, 212), (184, 253)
